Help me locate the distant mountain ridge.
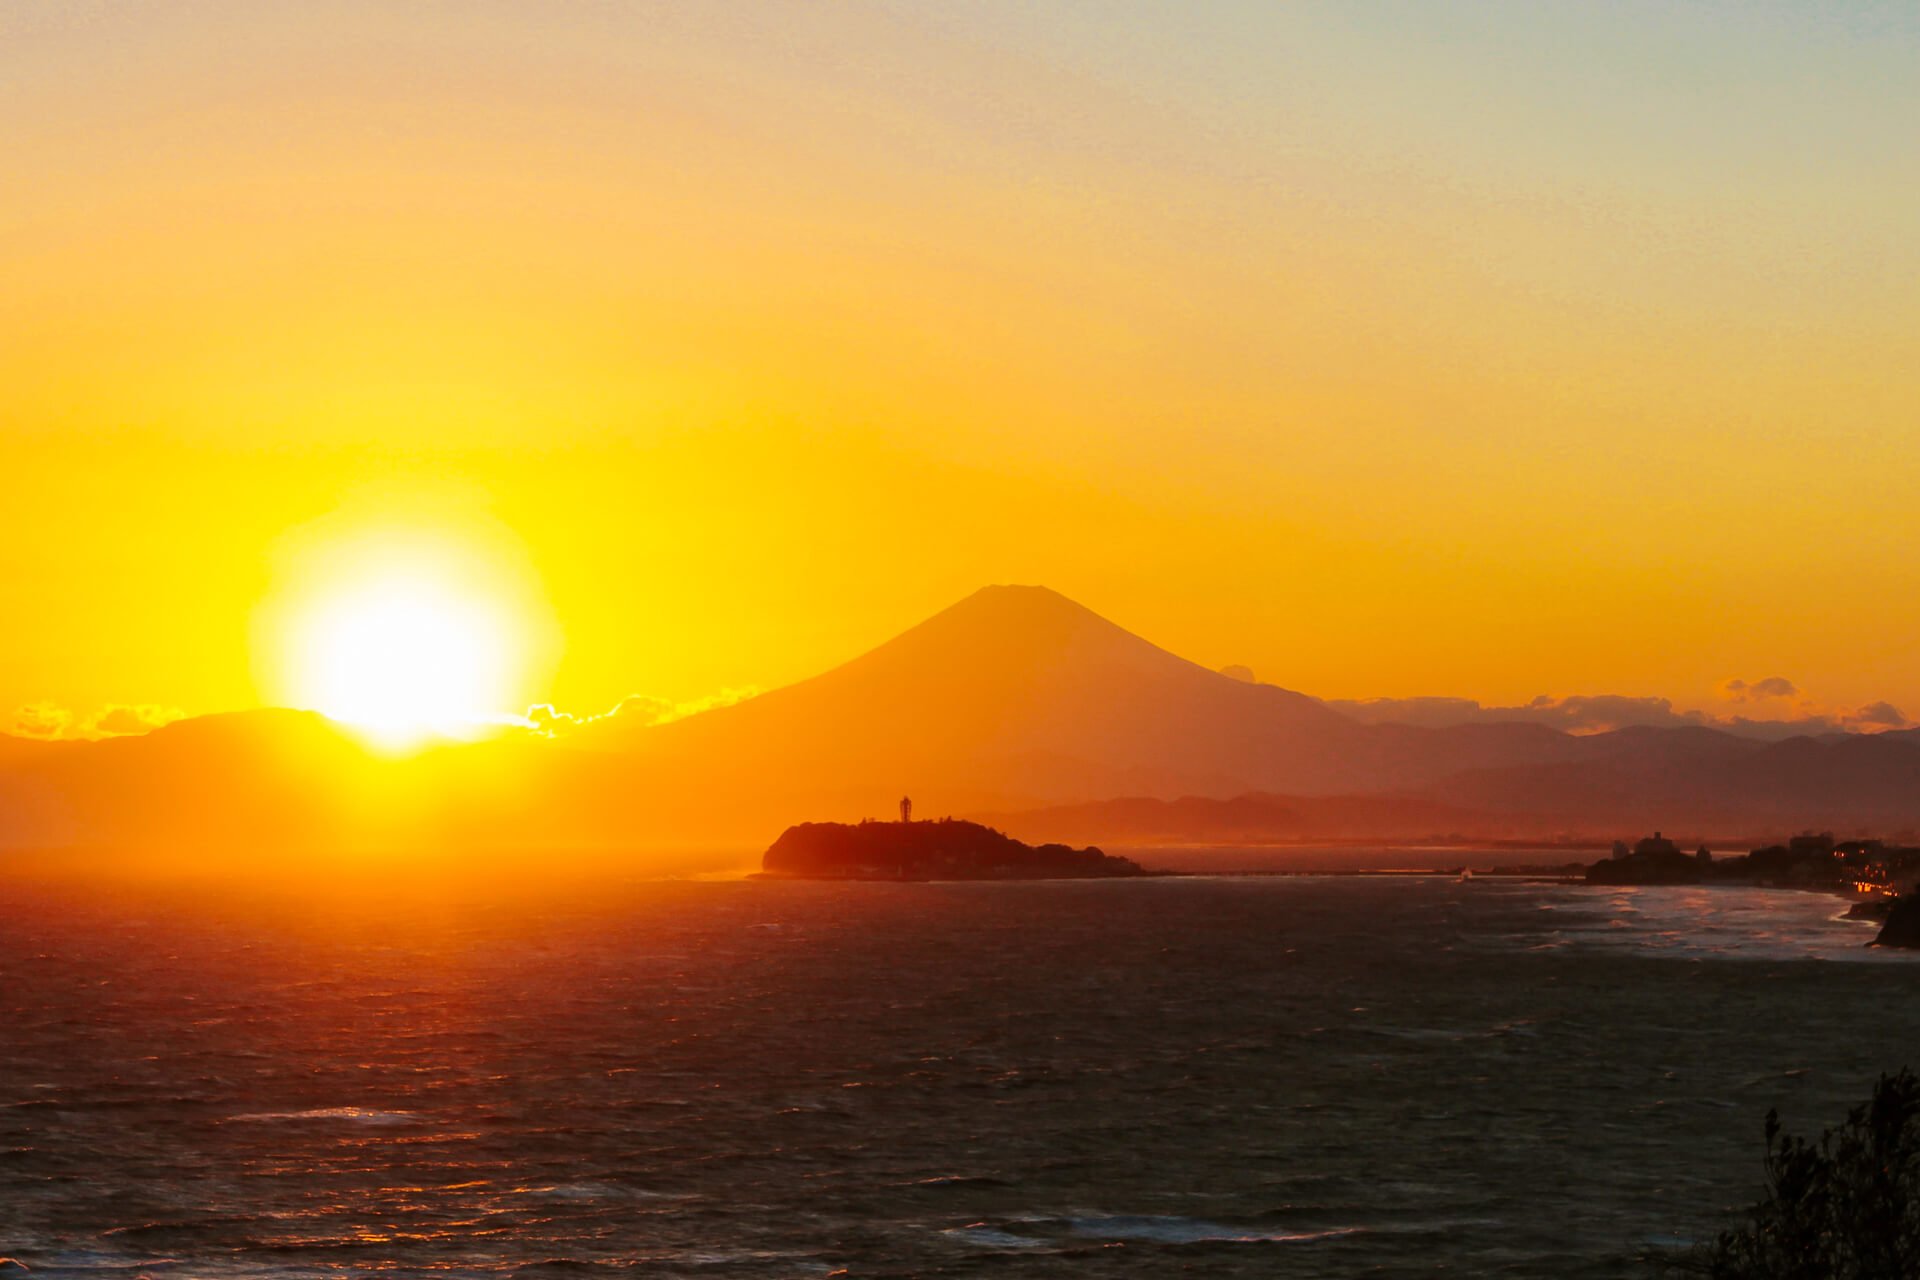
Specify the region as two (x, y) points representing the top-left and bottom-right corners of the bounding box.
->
(6, 584), (1920, 857)
(576, 585), (1602, 810)
(972, 791), (1499, 846)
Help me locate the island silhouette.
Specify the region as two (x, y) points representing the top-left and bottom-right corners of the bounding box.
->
(756, 815), (1147, 881)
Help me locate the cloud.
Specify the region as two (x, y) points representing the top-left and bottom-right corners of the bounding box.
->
(1722, 676), (1799, 702)
(1843, 701), (1910, 731)
(607, 694), (678, 724)
(525, 704), (581, 734)
(1325, 687), (1917, 741)
(86, 704), (184, 737)
(1526, 694), (1717, 733)
(525, 687), (761, 737)
(1324, 693), (1713, 735)
(10, 703), (73, 739)
(8, 702), (185, 741)
(666, 687), (760, 719)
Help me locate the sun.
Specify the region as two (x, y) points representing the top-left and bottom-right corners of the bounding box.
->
(291, 575), (515, 747)
(254, 502), (560, 750)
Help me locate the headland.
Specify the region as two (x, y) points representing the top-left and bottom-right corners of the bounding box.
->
(756, 817), (1151, 881)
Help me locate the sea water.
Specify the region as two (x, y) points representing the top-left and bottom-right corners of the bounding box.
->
(1, 872), (1915, 1277)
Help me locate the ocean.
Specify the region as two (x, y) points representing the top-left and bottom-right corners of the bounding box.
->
(3, 871), (1916, 1277)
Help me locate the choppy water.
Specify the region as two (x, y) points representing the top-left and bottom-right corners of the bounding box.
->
(2, 872), (1916, 1278)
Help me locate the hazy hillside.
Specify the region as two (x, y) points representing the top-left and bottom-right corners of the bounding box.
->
(1429, 730), (1920, 834)
(7, 584), (1920, 857)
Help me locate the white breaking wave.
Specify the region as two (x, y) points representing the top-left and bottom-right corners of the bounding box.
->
(224, 1107), (418, 1125)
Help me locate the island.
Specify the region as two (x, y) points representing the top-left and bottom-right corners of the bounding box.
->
(757, 816), (1151, 880)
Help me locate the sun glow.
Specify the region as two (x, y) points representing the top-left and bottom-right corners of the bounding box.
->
(292, 575), (515, 747)
(254, 505), (559, 751)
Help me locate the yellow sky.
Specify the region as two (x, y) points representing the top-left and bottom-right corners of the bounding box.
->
(5, 2), (1918, 731)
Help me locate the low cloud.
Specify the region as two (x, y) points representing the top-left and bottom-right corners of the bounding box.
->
(10, 703), (73, 739)
(1722, 676), (1800, 702)
(606, 694), (679, 724)
(670, 687), (760, 719)
(1325, 693), (1714, 735)
(1525, 694), (1717, 733)
(526, 687), (761, 738)
(87, 704), (184, 737)
(526, 704), (582, 735)
(1325, 688), (1913, 739)
(8, 702), (184, 740)
(1843, 701), (1910, 731)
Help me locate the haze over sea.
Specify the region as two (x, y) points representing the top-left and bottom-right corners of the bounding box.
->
(4, 867), (1916, 1278)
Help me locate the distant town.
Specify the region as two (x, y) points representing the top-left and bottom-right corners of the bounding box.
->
(1586, 829), (1920, 895)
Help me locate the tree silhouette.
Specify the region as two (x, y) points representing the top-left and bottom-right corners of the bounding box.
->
(1683, 1069), (1920, 1277)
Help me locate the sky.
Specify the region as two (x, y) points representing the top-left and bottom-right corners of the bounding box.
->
(4, 1), (1918, 734)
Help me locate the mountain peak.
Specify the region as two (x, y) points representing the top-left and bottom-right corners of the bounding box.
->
(961, 583), (1081, 603)
(861, 584), (1189, 683)
(587, 584), (1363, 823)
(921, 587), (1121, 637)
(942, 583), (1109, 625)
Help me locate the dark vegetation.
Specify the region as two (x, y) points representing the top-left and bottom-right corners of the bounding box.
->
(1591, 832), (1920, 892)
(1678, 1069), (1920, 1277)
(759, 817), (1147, 880)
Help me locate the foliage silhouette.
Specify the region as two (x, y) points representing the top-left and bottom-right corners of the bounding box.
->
(1680, 1069), (1920, 1277)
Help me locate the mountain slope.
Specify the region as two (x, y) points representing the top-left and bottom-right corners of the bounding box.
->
(10, 584), (1920, 855)
(585, 585), (1385, 819)
(596, 586), (1617, 816)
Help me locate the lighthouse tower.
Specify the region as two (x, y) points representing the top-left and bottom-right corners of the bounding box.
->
(899, 795), (912, 824)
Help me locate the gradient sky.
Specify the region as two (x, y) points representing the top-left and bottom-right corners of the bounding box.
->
(5, 1), (1918, 731)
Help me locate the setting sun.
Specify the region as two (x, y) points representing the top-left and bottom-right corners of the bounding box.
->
(251, 504), (558, 750)
(290, 574), (513, 747)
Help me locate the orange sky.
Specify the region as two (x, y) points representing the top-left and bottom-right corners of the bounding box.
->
(5, 3), (1918, 734)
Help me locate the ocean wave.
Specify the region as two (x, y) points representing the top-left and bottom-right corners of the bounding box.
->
(1530, 884), (1920, 962)
(224, 1107), (418, 1125)
(940, 1213), (1358, 1249)
(939, 1223), (1050, 1249)
(516, 1182), (684, 1203)
(1066, 1214), (1358, 1245)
